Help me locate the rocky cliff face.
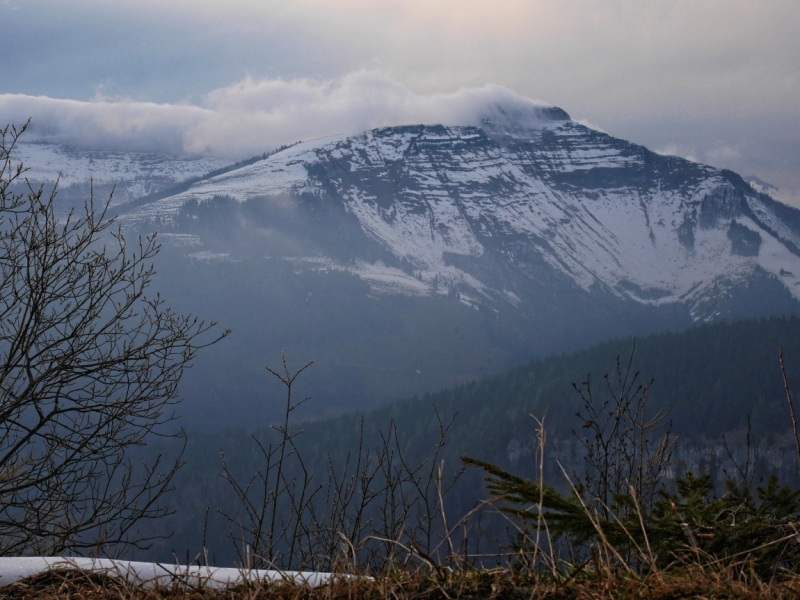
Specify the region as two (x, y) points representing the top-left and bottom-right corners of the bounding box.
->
(121, 105), (800, 322)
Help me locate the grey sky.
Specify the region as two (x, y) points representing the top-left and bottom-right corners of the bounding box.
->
(2, 0), (799, 203)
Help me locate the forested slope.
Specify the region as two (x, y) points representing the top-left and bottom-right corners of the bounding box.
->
(296, 315), (800, 468)
(142, 316), (800, 563)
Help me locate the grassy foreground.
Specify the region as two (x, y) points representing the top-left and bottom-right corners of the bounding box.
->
(4, 566), (800, 600)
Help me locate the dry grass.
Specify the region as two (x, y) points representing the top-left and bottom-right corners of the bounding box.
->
(3, 565), (800, 599)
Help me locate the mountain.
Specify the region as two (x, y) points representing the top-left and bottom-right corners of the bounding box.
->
(744, 175), (799, 208)
(120, 104), (800, 323)
(13, 104), (800, 427)
(744, 175), (780, 196)
(13, 139), (229, 209)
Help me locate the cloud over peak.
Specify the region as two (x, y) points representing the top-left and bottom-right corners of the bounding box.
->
(0, 73), (553, 158)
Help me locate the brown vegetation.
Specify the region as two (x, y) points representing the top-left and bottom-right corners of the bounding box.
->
(4, 564), (800, 600)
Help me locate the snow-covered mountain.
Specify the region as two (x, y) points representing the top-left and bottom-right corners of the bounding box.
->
(14, 140), (229, 207)
(118, 105), (800, 322)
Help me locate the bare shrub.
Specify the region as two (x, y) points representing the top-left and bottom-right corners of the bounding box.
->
(0, 122), (227, 555)
(218, 354), (465, 572)
(572, 342), (675, 515)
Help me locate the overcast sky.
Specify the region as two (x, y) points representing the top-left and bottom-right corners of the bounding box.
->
(1, 0), (798, 202)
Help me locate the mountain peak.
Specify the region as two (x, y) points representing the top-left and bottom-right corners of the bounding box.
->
(477, 102), (571, 136)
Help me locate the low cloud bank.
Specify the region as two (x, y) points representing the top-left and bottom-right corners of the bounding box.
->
(0, 73), (552, 158)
